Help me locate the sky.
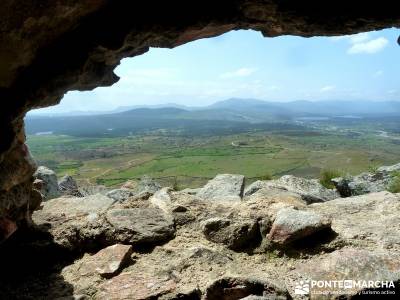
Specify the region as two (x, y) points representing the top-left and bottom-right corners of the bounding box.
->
(31, 28), (399, 114)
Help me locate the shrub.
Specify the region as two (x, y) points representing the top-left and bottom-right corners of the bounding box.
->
(259, 173), (273, 181)
(387, 172), (400, 193)
(172, 177), (180, 191)
(367, 164), (379, 173)
(319, 169), (342, 189)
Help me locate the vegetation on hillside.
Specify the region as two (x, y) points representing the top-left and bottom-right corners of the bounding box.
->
(387, 171), (400, 193)
(259, 173), (273, 181)
(319, 169), (343, 189)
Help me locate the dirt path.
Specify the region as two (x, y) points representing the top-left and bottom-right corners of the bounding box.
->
(89, 158), (142, 180)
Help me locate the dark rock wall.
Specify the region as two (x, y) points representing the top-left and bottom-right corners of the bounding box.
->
(0, 0), (399, 238)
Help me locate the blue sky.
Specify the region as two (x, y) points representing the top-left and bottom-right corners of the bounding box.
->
(32, 28), (399, 114)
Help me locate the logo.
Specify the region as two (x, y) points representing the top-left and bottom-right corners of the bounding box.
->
(293, 279), (396, 296)
(295, 280), (310, 295)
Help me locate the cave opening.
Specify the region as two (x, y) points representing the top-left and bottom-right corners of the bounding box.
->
(25, 28), (400, 193)
(1, 2), (400, 297)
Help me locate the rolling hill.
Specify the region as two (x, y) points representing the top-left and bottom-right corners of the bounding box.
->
(25, 98), (400, 137)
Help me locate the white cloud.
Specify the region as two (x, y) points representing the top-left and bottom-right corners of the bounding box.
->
(220, 67), (257, 79)
(330, 33), (388, 55)
(320, 85), (336, 92)
(388, 89), (398, 95)
(347, 37), (388, 54)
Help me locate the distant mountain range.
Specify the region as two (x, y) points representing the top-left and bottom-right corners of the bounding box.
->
(25, 98), (400, 137)
(207, 98), (400, 116)
(27, 103), (195, 117)
(28, 98), (400, 117)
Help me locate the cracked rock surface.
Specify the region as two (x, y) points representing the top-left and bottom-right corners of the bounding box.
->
(2, 173), (399, 299)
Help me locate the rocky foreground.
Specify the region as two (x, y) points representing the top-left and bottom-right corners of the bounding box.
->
(1, 168), (400, 299)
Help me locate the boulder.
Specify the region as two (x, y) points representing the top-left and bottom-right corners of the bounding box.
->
(204, 277), (288, 300)
(267, 207), (331, 245)
(197, 174), (245, 202)
(182, 246), (233, 266)
(106, 188), (135, 202)
(116, 191), (154, 209)
(292, 248), (400, 299)
(80, 244), (132, 278)
(241, 187), (307, 221)
(149, 187), (173, 213)
(58, 175), (82, 197)
(104, 208), (175, 245)
(275, 175), (340, 202)
(201, 217), (260, 251)
(32, 194), (117, 250)
(33, 194), (176, 250)
(331, 162), (400, 197)
(33, 166), (60, 200)
(79, 184), (109, 197)
(247, 175), (339, 203)
(31, 179), (46, 211)
(244, 180), (279, 196)
(95, 272), (176, 300)
(35, 193), (115, 217)
(310, 191), (400, 250)
(135, 175), (162, 194)
(333, 170), (394, 197)
(377, 162), (400, 173)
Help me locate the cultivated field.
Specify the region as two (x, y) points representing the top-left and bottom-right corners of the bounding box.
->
(27, 123), (400, 189)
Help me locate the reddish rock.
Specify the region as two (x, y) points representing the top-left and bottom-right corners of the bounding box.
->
(95, 272), (176, 300)
(80, 244), (132, 278)
(0, 217), (17, 242)
(121, 180), (137, 190)
(267, 207), (331, 245)
(33, 179), (44, 190)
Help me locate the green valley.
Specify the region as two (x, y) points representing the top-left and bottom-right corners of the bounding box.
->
(27, 121), (400, 189)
